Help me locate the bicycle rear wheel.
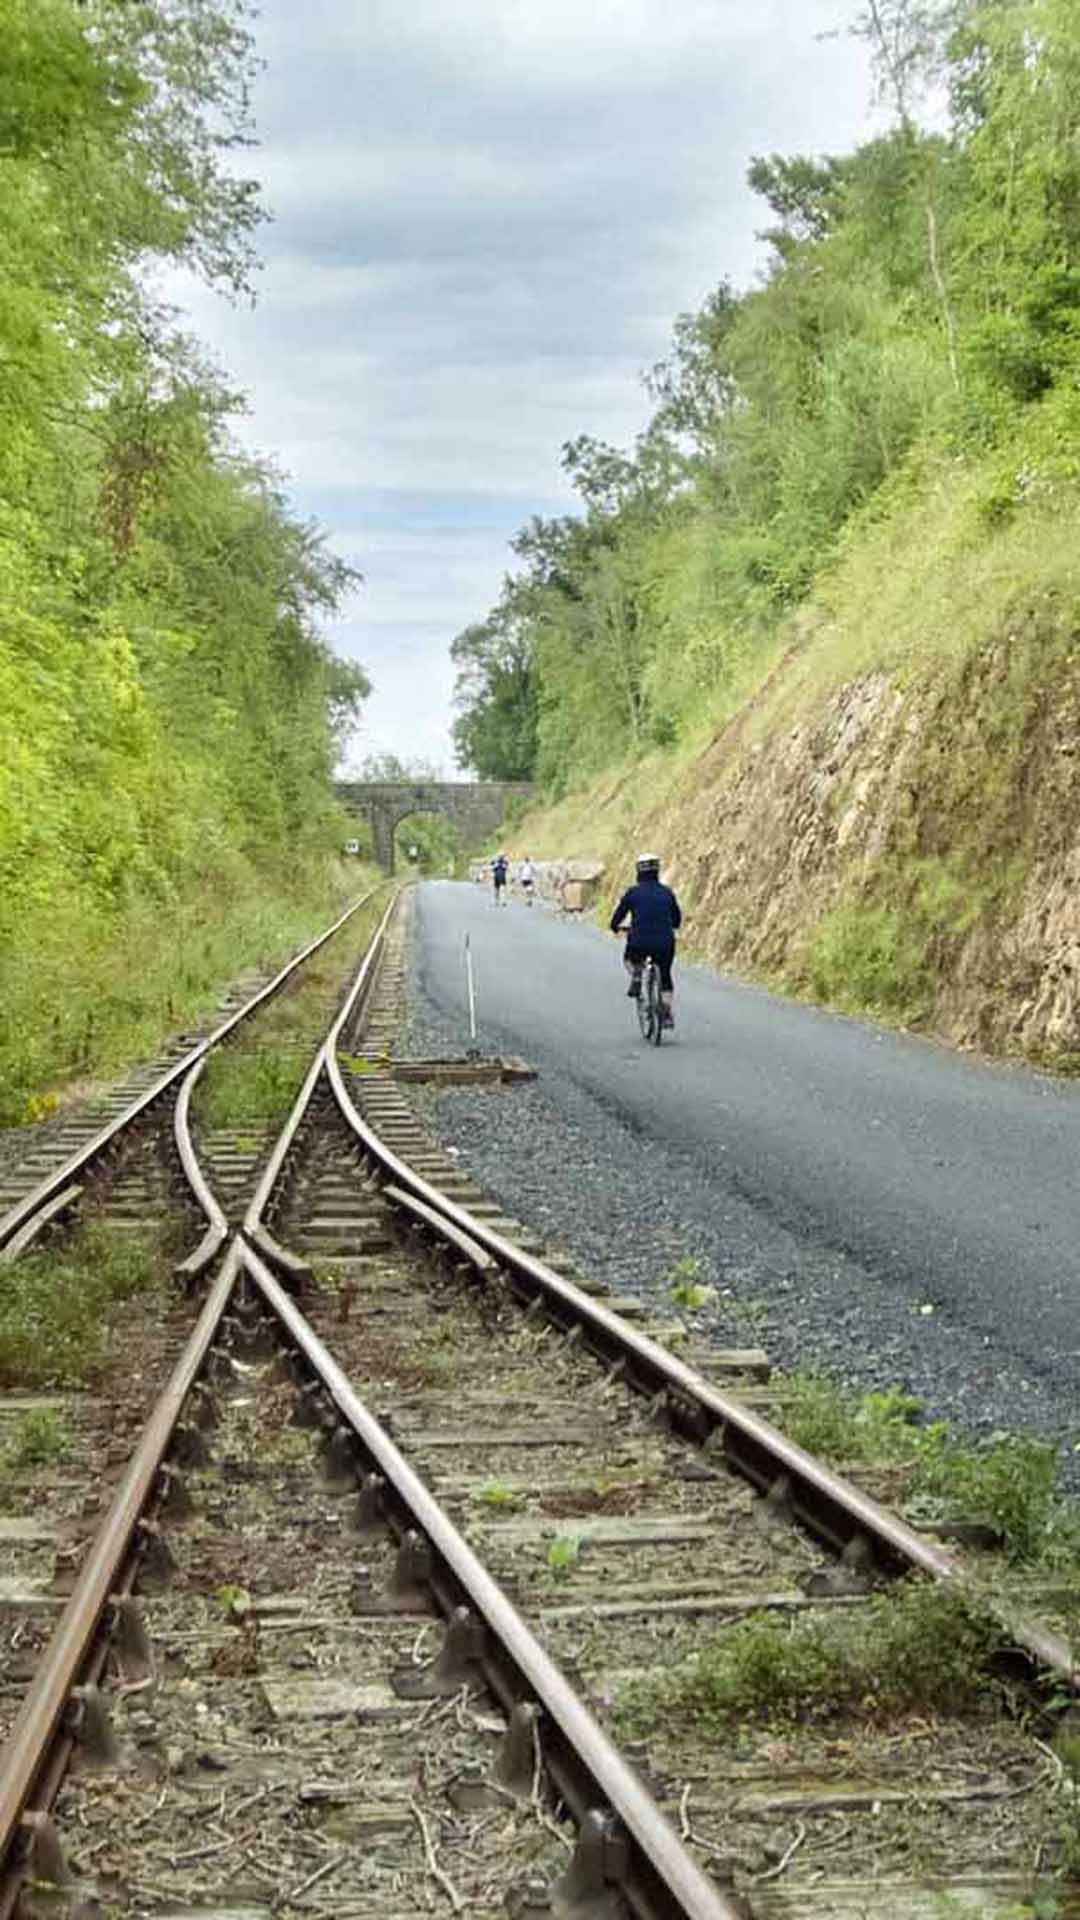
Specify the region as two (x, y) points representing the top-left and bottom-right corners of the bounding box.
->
(650, 963), (664, 1046)
(636, 965), (653, 1041)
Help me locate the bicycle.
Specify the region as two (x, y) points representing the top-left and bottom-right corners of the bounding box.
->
(634, 954), (665, 1046)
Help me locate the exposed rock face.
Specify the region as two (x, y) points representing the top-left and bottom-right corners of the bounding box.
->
(616, 630), (1080, 1063)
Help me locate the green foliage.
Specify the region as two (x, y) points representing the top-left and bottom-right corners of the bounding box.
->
(774, 1372), (1059, 1563)
(0, 1221), (163, 1386)
(451, 615), (538, 780)
(196, 1047), (303, 1131)
(618, 1581), (1000, 1730)
(919, 1434), (1058, 1564)
(2, 1407), (73, 1470)
(453, 0), (1080, 802)
(0, 0), (369, 1122)
(194, 892), (386, 1128)
(474, 1480), (523, 1510)
(546, 1532), (582, 1575)
(806, 904), (931, 1017)
(0, 857), (366, 1125)
(775, 1373), (931, 1462)
(395, 811), (460, 874)
(215, 1583), (253, 1620)
(666, 1254), (715, 1312)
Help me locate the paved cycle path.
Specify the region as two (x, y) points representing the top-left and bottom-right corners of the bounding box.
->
(414, 881), (1080, 1406)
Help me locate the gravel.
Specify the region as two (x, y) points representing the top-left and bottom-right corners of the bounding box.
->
(402, 899), (1080, 1493)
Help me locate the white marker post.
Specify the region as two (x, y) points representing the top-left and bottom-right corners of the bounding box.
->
(464, 932), (478, 1053)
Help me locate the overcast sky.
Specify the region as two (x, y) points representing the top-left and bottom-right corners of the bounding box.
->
(170, 0), (875, 772)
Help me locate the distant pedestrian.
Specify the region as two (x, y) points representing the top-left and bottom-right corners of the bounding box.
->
(519, 856), (535, 905)
(492, 851), (508, 904)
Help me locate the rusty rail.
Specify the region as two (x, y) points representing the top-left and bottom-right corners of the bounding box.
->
(321, 915), (1076, 1686)
(0, 1247), (241, 1882)
(173, 1056), (229, 1282)
(242, 1241), (741, 1920)
(240, 891), (397, 1281)
(0, 886), (383, 1256)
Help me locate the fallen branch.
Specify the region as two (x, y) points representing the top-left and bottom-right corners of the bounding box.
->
(410, 1796), (464, 1912)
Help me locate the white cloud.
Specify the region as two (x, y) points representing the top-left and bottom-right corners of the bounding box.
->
(166, 0), (876, 765)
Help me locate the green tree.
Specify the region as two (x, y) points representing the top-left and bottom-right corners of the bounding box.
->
(0, 0), (369, 1120)
(449, 0), (1080, 805)
(451, 613), (538, 780)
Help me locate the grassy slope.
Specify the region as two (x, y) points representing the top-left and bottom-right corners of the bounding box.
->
(0, 848), (381, 1125)
(504, 444), (1080, 1065)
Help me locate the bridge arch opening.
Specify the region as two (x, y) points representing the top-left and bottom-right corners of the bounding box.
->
(393, 809), (461, 876)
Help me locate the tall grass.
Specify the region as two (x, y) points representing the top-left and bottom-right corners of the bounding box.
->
(0, 1220), (166, 1386)
(0, 849), (377, 1125)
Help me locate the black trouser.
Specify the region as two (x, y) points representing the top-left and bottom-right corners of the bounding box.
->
(625, 939), (675, 992)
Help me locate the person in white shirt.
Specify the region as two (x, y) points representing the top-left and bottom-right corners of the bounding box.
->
(519, 856), (535, 904)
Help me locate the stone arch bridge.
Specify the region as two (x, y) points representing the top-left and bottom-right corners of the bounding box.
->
(337, 780), (533, 872)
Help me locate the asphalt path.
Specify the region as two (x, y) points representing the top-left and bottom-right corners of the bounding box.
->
(414, 881), (1080, 1393)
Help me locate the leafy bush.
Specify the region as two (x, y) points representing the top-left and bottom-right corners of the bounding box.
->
(618, 1581), (1000, 1730)
(919, 1434), (1058, 1565)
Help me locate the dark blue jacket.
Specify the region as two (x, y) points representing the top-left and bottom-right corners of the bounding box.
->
(610, 878), (682, 947)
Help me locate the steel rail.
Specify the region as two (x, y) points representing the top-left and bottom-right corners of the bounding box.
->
(0, 1186), (83, 1267)
(0, 898), (391, 1896)
(241, 1045), (331, 1283)
(0, 885), (383, 1255)
(0, 1246), (242, 1872)
(324, 1049), (955, 1569)
(320, 934), (1075, 1684)
(240, 891), (398, 1275)
(242, 1241), (741, 1920)
(173, 1056), (229, 1282)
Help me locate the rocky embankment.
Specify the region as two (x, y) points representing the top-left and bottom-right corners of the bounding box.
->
(505, 623), (1080, 1067)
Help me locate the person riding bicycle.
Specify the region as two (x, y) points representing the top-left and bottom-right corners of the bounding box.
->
(610, 854), (682, 1029)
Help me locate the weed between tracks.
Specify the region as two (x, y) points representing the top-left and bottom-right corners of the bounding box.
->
(773, 1372), (1065, 1564)
(0, 1219), (166, 1386)
(196, 1045), (304, 1130)
(616, 1580), (1003, 1733)
(0, 1408), (73, 1491)
(193, 891), (387, 1131)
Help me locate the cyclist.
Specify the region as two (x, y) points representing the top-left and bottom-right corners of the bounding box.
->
(492, 851), (509, 904)
(610, 853), (682, 1029)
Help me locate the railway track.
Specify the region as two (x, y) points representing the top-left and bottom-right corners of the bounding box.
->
(0, 891), (386, 1763)
(2, 888), (1078, 1918)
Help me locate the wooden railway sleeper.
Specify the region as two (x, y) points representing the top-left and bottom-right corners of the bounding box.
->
(244, 1241), (740, 1920)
